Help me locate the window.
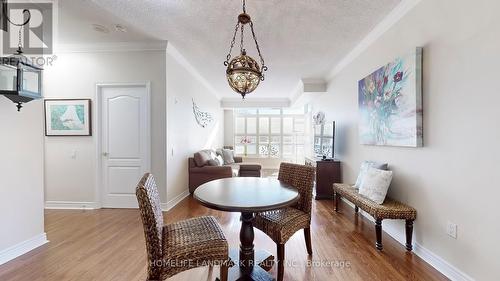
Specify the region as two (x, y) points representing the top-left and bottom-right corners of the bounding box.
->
(234, 108), (307, 162)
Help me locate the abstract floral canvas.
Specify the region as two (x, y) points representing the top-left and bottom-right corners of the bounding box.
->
(358, 48), (423, 147)
(45, 99), (92, 136)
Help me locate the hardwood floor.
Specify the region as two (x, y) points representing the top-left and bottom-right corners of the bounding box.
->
(0, 196), (447, 281)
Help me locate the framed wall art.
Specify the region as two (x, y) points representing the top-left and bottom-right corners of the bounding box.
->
(358, 47), (423, 147)
(44, 99), (92, 136)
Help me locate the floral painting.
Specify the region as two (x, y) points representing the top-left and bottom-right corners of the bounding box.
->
(45, 99), (92, 136)
(358, 48), (423, 147)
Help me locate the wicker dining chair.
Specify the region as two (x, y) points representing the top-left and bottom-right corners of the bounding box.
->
(136, 173), (229, 281)
(254, 162), (315, 281)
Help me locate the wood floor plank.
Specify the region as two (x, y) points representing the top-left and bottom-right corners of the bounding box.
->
(0, 197), (448, 281)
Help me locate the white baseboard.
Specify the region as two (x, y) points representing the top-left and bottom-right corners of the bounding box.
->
(339, 198), (474, 281)
(45, 201), (99, 210)
(161, 190), (190, 212)
(412, 242), (474, 281)
(0, 233), (49, 266)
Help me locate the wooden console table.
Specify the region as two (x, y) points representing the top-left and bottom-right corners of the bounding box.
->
(305, 156), (341, 200)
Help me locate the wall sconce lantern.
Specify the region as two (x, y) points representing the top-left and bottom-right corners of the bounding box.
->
(0, 47), (43, 111)
(0, 3), (43, 111)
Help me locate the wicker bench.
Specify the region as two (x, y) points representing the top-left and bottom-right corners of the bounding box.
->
(332, 183), (417, 251)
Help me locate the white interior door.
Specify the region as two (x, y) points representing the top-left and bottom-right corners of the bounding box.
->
(100, 84), (150, 208)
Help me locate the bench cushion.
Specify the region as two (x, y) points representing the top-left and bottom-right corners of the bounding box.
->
(333, 183), (416, 220)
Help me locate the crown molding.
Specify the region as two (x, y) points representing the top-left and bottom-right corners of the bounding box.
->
(221, 97), (291, 109)
(302, 78), (328, 93)
(290, 78), (327, 107)
(326, 0), (422, 81)
(55, 41), (168, 53)
(166, 43), (220, 100)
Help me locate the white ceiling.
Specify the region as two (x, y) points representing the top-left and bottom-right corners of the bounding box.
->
(57, 0), (158, 45)
(61, 0), (401, 99)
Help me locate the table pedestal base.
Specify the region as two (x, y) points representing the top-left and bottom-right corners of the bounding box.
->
(228, 248), (275, 281)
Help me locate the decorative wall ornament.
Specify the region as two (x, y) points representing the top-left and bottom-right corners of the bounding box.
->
(192, 99), (214, 128)
(358, 47), (423, 147)
(313, 111), (326, 125)
(44, 99), (92, 136)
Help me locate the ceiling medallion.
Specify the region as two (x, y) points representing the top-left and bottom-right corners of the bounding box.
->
(223, 0), (268, 99)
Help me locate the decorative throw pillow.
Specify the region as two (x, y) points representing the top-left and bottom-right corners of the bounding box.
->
(215, 155), (224, 166)
(354, 161), (389, 188)
(209, 150), (217, 160)
(207, 159), (219, 166)
(193, 149), (215, 167)
(193, 150), (211, 167)
(221, 149), (235, 165)
(216, 148), (223, 157)
(358, 167), (393, 204)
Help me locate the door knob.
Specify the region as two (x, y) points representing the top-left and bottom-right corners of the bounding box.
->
(103, 152), (109, 157)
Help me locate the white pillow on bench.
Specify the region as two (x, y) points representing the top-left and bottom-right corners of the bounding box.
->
(358, 167), (393, 204)
(354, 161), (388, 188)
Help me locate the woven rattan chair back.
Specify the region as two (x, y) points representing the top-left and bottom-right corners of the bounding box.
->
(136, 173), (164, 276)
(278, 162), (315, 215)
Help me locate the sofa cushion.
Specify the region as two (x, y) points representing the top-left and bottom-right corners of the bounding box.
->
(239, 163), (262, 171)
(207, 159), (219, 166)
(207, 154), (224, 166)
(194, 149), (213, 167)
(221, 149), (235, 165)
(214, 155), (224, 166)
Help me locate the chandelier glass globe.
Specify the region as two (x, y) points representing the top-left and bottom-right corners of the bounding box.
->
(226, 50), (262, 98)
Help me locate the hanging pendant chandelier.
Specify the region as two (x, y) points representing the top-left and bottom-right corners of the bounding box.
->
(224, 0), (268, 99)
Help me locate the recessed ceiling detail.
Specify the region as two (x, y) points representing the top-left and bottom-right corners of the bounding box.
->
(114, 24), (127, 33)
(92, 24), (109, 34)
(58, 0), (158, 44)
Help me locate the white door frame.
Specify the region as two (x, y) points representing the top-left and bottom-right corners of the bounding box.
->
(95, 82), (151, 208)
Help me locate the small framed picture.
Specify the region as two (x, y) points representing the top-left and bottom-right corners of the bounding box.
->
(44, 99), (92, 136)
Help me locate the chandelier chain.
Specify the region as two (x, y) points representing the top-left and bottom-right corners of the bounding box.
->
(240, 24), (245, 53)
(249, 21), (267, 78)
(224, 22), (240, 66)
(223, 0), (268, 98)
(2, 5), (31, 27)
(18, 26), (23, 48)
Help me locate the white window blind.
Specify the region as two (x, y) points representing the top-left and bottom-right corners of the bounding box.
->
(233, 108), (307, 163)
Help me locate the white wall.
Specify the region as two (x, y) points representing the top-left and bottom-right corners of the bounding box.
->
(310, 0), (499, 280)
(223, 109), (234, 147)
(166, 47), (224, 201)
(0, 98), (46, 261)
(44, 49), (167, 204)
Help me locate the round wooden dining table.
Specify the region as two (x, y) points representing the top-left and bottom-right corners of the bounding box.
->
(194, 177), (299, 281)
